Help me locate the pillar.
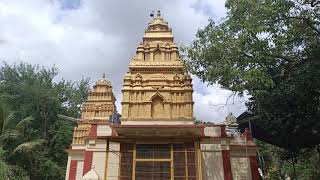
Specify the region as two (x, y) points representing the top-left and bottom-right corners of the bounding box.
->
(196, 141), (203, 180)
(104, 139), (109, 180)
(68, 160), (77, 180)
(222, 150), (233, 180)
(83, 151), (93, 175)
(250, 155), (260, 180)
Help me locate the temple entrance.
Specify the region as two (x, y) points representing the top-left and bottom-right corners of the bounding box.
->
(136, 144), (171, 180)
(119, 142), (197, 180)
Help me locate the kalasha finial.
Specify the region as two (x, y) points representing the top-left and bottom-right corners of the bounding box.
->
(102, 73), (105, 78)
(157, 10), (161, 17)
(150, 10), (154, 17)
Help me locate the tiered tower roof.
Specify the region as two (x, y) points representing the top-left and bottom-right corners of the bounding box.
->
(81, 74), (116, 121)
(121, 10), (194, 125)
(72, 75), (116, 144)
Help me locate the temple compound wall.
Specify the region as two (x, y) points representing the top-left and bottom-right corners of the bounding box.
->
(66, 123), (259, 180)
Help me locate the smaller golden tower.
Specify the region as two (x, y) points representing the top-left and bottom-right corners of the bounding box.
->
(81, 74), (116, 121)
(72, 74), (116, 144)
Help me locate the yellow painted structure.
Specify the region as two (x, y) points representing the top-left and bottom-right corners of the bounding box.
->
(121, 10), (194, 125)
(65, 11), (260, 180)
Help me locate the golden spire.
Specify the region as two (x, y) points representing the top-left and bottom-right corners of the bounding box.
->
(147, 10), (170, 32)
(95, 73), (111, 87)
(81, 75), (116, 121)
(72, 74), (117, 144)
(121, 11), (194, 125)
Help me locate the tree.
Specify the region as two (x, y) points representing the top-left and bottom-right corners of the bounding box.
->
(256, 141), (320, 179)
(0, 102), (16, 146)
(183, 0), (320, 148)
(184, 0), (319, 93)
(0, 102), (34, 179)
(0, 62), (90, 180)
(0, 147), (9, 180)
(183, 0), (320, 178)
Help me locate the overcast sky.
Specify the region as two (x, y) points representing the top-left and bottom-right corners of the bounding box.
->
(0, 0), (248, 123)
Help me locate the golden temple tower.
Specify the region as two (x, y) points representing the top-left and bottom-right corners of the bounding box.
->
(72, 75), (116, 144)
(81, 74), (116, 121)
(66, 11), (259, 180)
(121, 10), (194, 125)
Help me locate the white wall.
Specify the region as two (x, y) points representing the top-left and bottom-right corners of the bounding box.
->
(230, 157), (252, 180)
(92, 152), (106, 179)
(65, 156), (71, 180)
(106, 142), (120, 180)
(201, 144), (224, 180)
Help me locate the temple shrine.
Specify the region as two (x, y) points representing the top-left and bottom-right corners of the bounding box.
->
(65, 11), (260, 180)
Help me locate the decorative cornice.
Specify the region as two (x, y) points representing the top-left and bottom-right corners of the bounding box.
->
(129, 60), (183, 67)
(120, 117), (196, 121)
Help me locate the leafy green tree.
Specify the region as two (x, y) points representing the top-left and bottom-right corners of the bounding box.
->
(183, 0), (320, 148)
(257, 141), (320, 179)
(7, 165), (30, 180)
(184, 0), (319, 93)
(0, 147), (9, 180)
(183, 0), (320, 178)
(0, 101), (33, 179)
(0, 62), (90, 180)
(0, 102), (16, 146)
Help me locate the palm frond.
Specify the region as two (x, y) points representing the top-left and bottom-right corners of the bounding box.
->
(0, 130), (22, 146)
(0, 130), (21, 139)
(0, 159), (8, 180)
(2, 113), (15, 131)
(15, 116), (34, 130)
(0, 104), (15, 135)
(13, 139), (46, 154)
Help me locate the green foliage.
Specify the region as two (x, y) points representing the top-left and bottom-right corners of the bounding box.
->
(257, 141), (320, 179)
(184, 0), (320, 178)
(0, 147), (8, 180)
(183, 0), (319, 93)
(0, 62), (90, 180)
(183, 0), (320, 149)
(0, 103), (17, 146)
(7, 165), (30, 180)
(48, 120), (74, 166)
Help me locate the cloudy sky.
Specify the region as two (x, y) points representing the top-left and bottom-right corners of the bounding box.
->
(0, 0), (247, 123)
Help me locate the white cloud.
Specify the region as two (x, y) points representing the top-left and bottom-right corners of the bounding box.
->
(0, 0), (247, 122)
(193, 77), (249, 123)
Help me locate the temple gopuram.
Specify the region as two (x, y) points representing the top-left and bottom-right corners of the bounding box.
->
(65, 11), (260, 180)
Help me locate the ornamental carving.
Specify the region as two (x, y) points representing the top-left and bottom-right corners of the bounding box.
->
(80, 74), (116, 121)
(152, 85), (165, 90)
(129, 61), (183, 66)
(150, 74), (167, 79)
(121, 12), (194, 123)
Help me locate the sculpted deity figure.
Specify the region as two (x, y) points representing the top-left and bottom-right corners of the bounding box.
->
(225, 112), (237, 125)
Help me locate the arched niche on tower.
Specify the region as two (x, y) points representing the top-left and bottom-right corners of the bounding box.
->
(150, 92), (166, 119)
(154, 48), (161, 61)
